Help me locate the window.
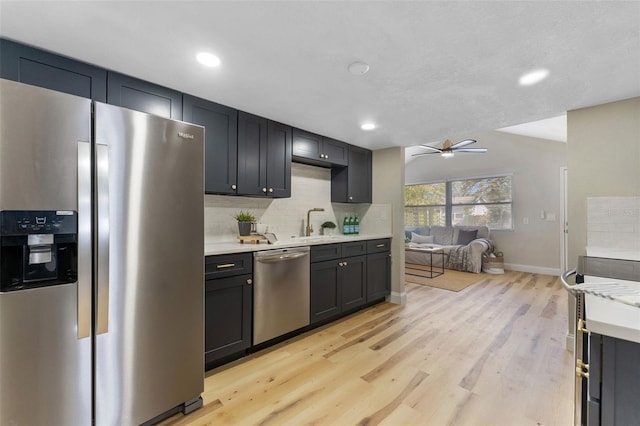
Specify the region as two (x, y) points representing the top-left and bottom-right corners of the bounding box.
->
(404, 182), (446, 226)
(405, 175), (513, 230)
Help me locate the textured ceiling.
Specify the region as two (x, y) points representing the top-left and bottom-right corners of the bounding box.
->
(1, 1), (639, 150)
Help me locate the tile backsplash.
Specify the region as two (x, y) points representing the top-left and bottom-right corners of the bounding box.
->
(205, 162), (391, 244)
(587, 196), (640, 251)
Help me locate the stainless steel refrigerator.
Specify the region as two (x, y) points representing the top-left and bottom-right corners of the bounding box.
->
(0, 79), (204, 425)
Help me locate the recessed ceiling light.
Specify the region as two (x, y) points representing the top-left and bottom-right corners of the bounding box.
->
(196, 52), (221, 67)
(361, 122), (376, 131)
(348, 61), (370, 75)
(519, 68), (549, 86)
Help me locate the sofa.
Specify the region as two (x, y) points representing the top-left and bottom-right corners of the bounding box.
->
(405, 225), (493, 273)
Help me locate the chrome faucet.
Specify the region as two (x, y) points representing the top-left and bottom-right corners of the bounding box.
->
(306, 208), (325, 236)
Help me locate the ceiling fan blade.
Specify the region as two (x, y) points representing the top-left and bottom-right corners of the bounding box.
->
(454, 148), (488, 153)
(411, 151), (441, 157)
(418, 144), (443, 153)
(449, 139), (477, 149)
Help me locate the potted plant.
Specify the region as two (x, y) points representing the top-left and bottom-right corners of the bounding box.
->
(320, 221), (336, 236)
(234, 210), (256, 236)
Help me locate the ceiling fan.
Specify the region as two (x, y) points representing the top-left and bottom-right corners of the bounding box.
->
(412, 139), (487, 158)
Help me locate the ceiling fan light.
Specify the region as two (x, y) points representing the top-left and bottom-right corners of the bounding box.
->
(441, 151), (454, 158)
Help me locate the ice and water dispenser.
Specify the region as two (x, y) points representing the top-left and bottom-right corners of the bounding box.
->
(0, 210), (78, 292)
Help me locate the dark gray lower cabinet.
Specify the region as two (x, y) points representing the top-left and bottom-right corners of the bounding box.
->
(587, 333), (640, 425)
(366, 251), (391, 302)
(310, 259), (341, 323)
(204, 253), (253, 369)
(310, 240), (390, 324)
(341, 255), (367, 311)
(205, 275), (252, 367)
(310, 255), (366, 324)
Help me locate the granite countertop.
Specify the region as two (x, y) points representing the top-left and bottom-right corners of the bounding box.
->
(205, 234), (392, 256)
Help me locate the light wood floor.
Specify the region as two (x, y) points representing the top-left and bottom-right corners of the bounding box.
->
(162, 271), (574, 426)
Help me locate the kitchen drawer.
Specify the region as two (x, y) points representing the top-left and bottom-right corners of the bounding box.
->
(342, 241), (367, 257)
(310, 244), (342, 263)
(367, 238), (391, 254)
(205, 252), (253, 279)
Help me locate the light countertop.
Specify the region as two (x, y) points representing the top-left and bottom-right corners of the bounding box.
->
(205, 234), (392, 256)
(580, 247), (640, 343)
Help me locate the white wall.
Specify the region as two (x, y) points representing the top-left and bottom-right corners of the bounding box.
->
(567, 97), (640, 262)
(405, 130), (567, 275)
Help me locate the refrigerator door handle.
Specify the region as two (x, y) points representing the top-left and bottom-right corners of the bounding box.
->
(77, 141), (92, 339)
(96, 143), (110, 335)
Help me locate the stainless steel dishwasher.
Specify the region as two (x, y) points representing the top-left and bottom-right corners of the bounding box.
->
(253, 246), (310, 345)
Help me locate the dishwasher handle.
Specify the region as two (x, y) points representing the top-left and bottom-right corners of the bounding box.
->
(256, 252), (309, 264)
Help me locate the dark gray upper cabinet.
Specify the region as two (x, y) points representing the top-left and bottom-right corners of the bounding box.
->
(107, 72), (182, 120)
(323, 137), (349, 166)
(237, 112), (268, 196)
(292, 128), (348, 167)
(183, 95), (238, 195)
(237, 111), (291, 198)
(0, 38), (107, 101)
(331, 145), (372, 203)
(266, 121), (292, 198)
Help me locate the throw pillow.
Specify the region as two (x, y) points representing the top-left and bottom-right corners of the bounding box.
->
(456, 229), (478, 245)
(411, 232), (434, 244)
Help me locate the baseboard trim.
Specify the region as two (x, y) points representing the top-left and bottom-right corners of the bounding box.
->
(388, 291), (406, 305)
(504, 263), (561, 276)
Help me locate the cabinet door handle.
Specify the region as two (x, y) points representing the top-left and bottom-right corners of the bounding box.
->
(268, 188), (274, 193)
(578, 319), (589, 334)
(576, 368), (589, 379)
(376, 244), (385, 248)
(262, 187), (267, 193)
(349, 196), (353, 201)
(576, 359), (589, 378)
(231, 184), (237, 190)
(246, 279), (253, 285)
(216, 263), (236, 269)
(325, 154), (329, 159)
(338, 262), (343, 267)
(343, 261), (348, 266)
